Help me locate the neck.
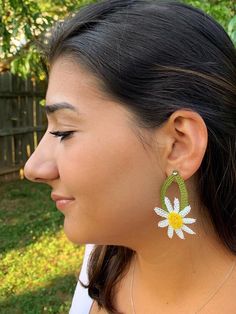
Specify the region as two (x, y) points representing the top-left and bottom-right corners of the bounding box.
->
(128, 206), (236, 311)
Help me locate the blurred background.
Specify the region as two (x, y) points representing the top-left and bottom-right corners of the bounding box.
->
(0, 0), (235, 313)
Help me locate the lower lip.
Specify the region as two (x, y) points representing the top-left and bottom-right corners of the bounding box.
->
(55, 199), (75, 211)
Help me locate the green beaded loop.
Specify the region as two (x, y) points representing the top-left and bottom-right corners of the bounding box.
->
(160, 170), (189, 212)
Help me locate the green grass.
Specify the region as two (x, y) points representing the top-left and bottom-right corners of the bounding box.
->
(0, 179), (85, 314)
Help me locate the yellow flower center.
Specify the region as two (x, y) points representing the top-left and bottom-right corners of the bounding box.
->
(168, 212), (183, 229)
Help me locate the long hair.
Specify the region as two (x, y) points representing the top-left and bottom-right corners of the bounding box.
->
(45, 1), (236, 312)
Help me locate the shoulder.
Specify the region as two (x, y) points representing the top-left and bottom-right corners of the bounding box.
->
(89, 300), (108, 314)
(206, 261), (236, 313)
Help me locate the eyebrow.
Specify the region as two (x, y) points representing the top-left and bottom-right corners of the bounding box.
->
(45, 102), (78, 115)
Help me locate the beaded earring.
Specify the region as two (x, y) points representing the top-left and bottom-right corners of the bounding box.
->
(153, 170), (196, 239)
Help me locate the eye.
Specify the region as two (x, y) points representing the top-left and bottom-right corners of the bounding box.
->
(49, 131), (75, 142)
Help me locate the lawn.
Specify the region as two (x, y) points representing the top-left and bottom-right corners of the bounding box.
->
(0, 179), (85, 314)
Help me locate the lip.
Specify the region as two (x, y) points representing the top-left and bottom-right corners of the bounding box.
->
(51, 193), (75, 211)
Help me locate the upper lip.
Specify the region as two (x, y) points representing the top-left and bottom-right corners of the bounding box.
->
(51, 193), (75, 202)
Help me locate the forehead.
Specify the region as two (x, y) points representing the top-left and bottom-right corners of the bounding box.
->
(45, 57), (133, 124)
(46, 57), (107, 102)
(45, 57), (114, 119)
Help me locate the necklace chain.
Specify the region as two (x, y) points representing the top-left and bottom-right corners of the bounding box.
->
(130, 253), (236, 314)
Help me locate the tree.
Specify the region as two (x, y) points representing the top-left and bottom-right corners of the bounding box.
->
(0, 0), (235, 80)
(182, 0), (236, 44)
(0, 0), (96, 79)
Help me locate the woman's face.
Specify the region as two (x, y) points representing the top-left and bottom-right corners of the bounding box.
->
(24, 57), (164, 246)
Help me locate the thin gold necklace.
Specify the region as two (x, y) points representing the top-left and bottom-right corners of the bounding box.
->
(130, 253), (236, 314)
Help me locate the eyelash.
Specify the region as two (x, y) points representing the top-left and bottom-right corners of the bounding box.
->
(49, 131), (75, 142)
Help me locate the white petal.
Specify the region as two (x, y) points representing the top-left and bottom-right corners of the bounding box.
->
(167, 226), (174, 238)
(164, 197), (174, 213)
(179, 205), (191, 217)
(173, 197), (180, 213)
(153, 207), (168, 218)
(182, 224), (196, 235)
(183, 218), (196, 224)
(158, 219), (169, 228)
(175, 228), (185, 239)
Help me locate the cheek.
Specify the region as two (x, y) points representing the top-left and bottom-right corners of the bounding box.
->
(58, 129), (138, 186)
(58, 130), (158, 236)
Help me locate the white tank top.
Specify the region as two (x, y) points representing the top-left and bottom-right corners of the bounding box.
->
(69, 244), (95, 314)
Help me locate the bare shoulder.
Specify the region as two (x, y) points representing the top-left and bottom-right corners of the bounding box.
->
(89, 300), (109, 314)
(88, 265), (131, 314)
(206, 262), (236, 313)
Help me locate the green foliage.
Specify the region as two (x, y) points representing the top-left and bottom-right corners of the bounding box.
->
(10, 45), (46, 80)
(183, 0), (236, 45)
(0, 180), (85, 313)
(0, 0), (235, 79)
(228, 15), (236, 45)
(0, 0), (96, 80)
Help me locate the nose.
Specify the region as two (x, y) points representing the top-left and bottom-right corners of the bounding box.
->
(24, 133), (59, 183)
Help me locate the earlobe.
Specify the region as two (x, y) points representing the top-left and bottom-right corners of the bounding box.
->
(165, 109), (208, 180)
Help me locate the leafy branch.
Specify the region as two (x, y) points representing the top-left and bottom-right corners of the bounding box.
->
(0, 0), (235, 80)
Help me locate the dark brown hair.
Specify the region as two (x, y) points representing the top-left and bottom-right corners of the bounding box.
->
(45, 0), (236, 312)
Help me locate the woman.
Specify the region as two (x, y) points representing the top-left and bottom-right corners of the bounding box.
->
(24, 0), (236, 313)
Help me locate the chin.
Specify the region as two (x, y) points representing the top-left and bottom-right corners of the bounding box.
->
(63, 219), (79, 243)
(63, 219), (94, 245)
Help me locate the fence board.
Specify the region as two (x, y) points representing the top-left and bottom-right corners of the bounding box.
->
(0, 72), (47, 181)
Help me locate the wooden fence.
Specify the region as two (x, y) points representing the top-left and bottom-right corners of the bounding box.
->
(0, 72), (47, 182)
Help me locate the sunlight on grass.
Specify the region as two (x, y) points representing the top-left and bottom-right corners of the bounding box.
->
(0, 180), (87, 313)
(0, 228), (85, 301)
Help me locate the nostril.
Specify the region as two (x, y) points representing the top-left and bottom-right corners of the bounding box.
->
(23, 159), (59, 183)
(23, 158), (41, 182)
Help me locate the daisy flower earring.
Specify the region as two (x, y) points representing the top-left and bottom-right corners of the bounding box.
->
(153, 170), (196, 240)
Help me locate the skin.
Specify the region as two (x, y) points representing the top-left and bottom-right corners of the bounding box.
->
(24, 57), (236, 314)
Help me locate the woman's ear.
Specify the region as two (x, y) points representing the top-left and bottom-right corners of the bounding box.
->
(161, 109), (208, 180)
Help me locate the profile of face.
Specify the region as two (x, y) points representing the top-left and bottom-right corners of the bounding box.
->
(24, 57), (165, 246)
